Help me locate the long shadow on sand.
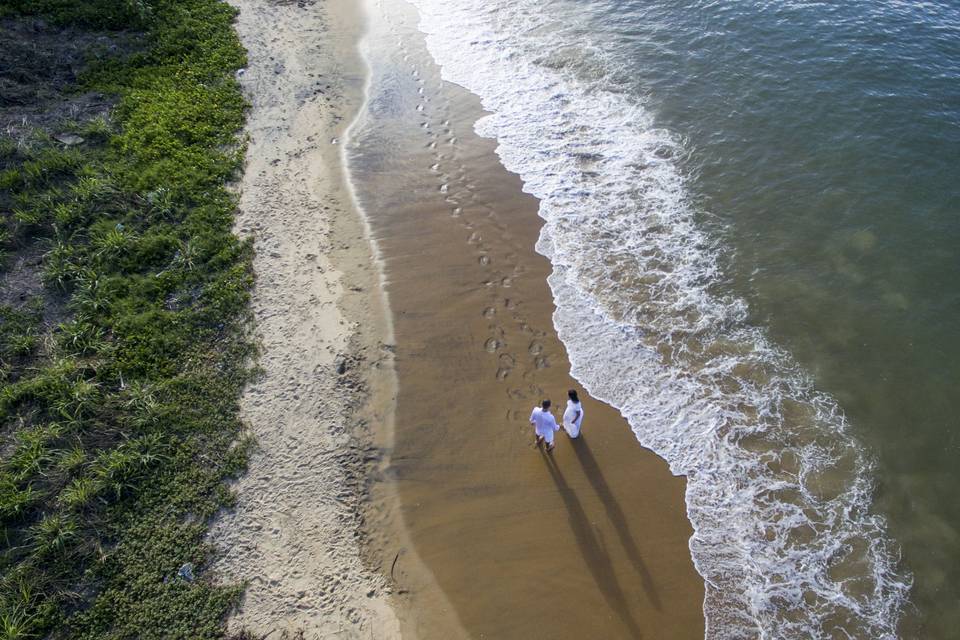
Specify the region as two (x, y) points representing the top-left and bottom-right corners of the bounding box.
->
(571, 435), (663, 611)
(540, 447), (643, 639)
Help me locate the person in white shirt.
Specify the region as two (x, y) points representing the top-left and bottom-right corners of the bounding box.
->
(530, 399), (559, 451)
(562, 389), (585, 439)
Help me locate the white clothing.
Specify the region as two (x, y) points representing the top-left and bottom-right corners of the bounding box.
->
(530, 406), (559, 444)
(563, 400), (584, 438)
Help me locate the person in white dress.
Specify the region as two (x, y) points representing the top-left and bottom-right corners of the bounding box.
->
(530, 399), (559, 451)
(562, 389), (584, 438)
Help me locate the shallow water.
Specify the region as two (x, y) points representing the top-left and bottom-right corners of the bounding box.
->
(401, 0), (959, 637)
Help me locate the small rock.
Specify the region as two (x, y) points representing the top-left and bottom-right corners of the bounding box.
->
(54, 133), (84, 146)
(177, 562), (195, 582)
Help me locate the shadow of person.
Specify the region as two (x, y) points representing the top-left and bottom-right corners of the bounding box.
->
(540, 447), (644, 639)
(571, 435), (663, 611)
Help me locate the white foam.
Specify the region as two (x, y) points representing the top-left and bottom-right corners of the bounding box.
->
(404, 0), (911, 637)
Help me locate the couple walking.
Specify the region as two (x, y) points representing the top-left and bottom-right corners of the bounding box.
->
(530, 389), (584, 452)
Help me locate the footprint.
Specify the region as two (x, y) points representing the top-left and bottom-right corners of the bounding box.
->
(482, 307), (496, 318)
(534, 356), (550, 369)
(496, 368), (510, 381)
(498, 353), (515, 367)
(478, 255), (490, 265)
(528, 340), (543, 356)
(451, 207), (462, 217)
(504, 298), (516, 309)
(501, 277), (512, 288)
(439, 184), (448, 193)
(484, 338), (500, 353)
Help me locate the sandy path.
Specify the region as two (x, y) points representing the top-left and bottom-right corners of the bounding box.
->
(209, 0), (402, 636)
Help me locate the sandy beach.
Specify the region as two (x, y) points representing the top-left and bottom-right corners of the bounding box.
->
(348, 0), (706, 637)
(209, 0), (410, 636)
(213, 0), (705, 637)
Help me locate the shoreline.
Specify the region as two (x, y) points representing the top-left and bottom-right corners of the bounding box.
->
(349, 0), (707, 636)
(215, 0), (707, 635)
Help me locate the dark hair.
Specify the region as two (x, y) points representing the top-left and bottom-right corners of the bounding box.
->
(568, 389), (579, 403)
(541, 399), (551, 410)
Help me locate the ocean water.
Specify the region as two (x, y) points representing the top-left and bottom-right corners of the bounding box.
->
(403, 0), (959, 638)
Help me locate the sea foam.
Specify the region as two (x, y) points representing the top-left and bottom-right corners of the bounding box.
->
(404, 0), (911, 637)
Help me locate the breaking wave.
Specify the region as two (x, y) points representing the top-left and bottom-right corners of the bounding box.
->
(405, 0), (911, 637)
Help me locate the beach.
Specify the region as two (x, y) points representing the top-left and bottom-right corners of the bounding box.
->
(5, 0), (948, 636)
(209, 0), (408, 636)
(214, 0), (706, 636)
(348, 0), (706, 637)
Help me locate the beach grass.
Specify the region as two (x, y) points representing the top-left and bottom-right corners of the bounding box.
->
(0, 1), (254, 637)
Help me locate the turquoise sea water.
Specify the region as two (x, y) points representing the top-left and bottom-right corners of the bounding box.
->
(406, 0), (959, 636)
(591, 2), (960, 635)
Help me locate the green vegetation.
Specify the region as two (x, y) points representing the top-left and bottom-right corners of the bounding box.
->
(0, 1), (255, 637)
(0, 0), (152, 29)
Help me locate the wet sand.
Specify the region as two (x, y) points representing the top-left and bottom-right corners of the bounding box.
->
(351, 1), (707, 637)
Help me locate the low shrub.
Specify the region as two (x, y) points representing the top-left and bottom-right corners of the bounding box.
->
(0, 0), (254, 637)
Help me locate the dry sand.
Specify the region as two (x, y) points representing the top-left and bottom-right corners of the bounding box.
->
(209, 0), (417, 636)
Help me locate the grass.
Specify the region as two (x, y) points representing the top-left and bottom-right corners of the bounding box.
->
(0, 0), (255, 637)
